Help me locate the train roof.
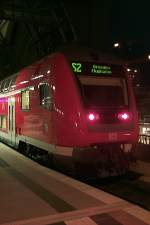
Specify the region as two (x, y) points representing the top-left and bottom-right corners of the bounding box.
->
(0, 45), (128, 95)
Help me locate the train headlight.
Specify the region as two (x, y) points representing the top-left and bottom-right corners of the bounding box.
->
(118, 112), (130, 121)
(87, 113), (99, 121)
(88, 113), (95, 121)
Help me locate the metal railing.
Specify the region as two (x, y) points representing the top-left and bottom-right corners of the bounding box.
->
(139, 135), (150, 145)
(139, 121), (150, 145)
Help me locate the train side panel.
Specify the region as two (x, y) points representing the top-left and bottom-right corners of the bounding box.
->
(53, 53), (87, 147)
(15, 58), (56, 148)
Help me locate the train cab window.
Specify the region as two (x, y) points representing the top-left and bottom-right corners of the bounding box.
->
(21, 90), (30, 110)
(39, 83), (53, 111)
(78, 77), (128, 108)
(0, 115), (6, 129)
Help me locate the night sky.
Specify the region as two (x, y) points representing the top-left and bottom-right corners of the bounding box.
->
(111, 0), (150, 85)
(112, 1), (150, 44)
(69, 0), (150, 59)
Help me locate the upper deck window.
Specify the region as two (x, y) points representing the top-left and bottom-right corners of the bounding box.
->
(39, 83), (53, 111)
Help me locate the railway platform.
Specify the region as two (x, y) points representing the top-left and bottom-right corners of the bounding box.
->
(0, 142), (149, 225)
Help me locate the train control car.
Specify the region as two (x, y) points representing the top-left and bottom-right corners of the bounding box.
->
(0, 46), (139, 178)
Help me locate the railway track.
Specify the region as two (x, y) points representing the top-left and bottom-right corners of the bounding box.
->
(130, 160), (150, 182)
(85, 165), (150, 210)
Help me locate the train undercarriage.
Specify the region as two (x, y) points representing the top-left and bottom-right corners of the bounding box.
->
(18, 141), (137, 179)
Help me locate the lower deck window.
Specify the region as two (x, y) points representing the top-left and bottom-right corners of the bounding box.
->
(0, 115), (6, 129)
(21, 90), (30, 110)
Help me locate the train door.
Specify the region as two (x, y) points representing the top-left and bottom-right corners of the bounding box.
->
(8, 97), (16, 145)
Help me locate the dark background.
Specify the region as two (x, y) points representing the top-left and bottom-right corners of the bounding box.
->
(0, 0), (150, 86)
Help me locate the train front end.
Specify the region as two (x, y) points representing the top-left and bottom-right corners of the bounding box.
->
(70, 60), (139, 177)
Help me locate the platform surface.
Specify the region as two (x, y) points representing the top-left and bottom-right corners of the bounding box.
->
(0, 143), (149, 225)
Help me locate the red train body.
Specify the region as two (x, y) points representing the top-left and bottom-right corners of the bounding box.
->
(0, 47), (139, 177)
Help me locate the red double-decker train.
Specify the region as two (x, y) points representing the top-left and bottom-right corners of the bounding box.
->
(0, 47), (138, 177)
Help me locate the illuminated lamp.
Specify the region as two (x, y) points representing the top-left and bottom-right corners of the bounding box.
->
(118, 112), (130, 121)
(113, 42), (120, 48)
(88, 113), (95, 121)
(87, 113), (99, 121)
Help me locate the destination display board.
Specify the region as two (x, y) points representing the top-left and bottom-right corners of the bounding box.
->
(71, 62), (125, 77)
